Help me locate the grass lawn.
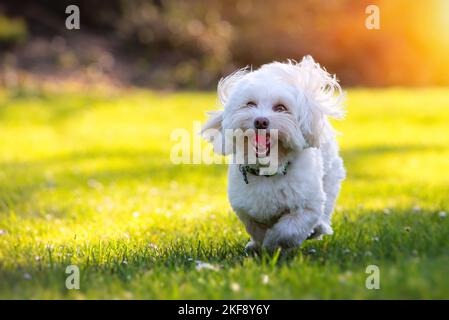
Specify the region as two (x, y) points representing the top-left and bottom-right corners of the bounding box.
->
(0, 86), (448, 299)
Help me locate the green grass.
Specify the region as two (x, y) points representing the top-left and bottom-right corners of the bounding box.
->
(0, 86), (449, 299)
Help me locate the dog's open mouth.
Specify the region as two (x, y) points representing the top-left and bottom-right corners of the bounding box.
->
(253, 132), (270, 158)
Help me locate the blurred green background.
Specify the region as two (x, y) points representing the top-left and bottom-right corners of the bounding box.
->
(1, 0), (449, 89)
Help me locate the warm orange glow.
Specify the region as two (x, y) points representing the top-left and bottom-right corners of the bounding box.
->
(437, 0), (449, 44)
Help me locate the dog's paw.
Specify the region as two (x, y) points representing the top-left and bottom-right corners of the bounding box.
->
(307, 223), (333, 240)
(262, 228), (307, 252)
(244, 240), (261, 255)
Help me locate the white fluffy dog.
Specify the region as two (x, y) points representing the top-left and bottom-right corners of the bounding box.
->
(202, 56), (346, 252)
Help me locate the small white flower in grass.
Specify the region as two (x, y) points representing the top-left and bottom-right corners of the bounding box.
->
(170, 181), (179, 189)
(383, 208), (391, 215)
(262, 274), (269, 285)
(372, 236), (379, 242)
(87, 178), (103, 189)
(195, 261), (220, 271)
(230, 282), (240, 292)
(338, 271), (353, 283)
(343, 248), (351, 254)
(133, 211), (140, 218)
(439, 211), (447, 218)
(308, 248), (317, 255)
(23, 273), (32, 280)
(0, 230), (6, 236)
(35, 256), (41, 261)
(148, 243), (158, 250)
(412, 205), (421, 213)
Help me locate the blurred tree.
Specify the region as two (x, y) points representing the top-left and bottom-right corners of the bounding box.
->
(1, 0), (448, 88)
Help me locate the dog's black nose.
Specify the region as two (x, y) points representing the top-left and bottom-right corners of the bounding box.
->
(254, 117), (269, 129)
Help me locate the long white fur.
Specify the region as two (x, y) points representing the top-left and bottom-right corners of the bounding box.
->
(202, 56), (346, 252)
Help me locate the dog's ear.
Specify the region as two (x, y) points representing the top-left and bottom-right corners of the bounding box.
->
(299, 104), (325, 148)
(296, 56), (346, 147)
(202, 110), (223, 132)
(201, 110), (229, 155)
(217, 67), (249, 107)
(201, 67), (249, 155)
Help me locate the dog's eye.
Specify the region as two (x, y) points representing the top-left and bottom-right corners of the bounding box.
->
(273, 104), (287, 112)
(246, 101), (257, 108)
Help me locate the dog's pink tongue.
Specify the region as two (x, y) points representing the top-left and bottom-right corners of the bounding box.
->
(255, 134), (270, 156)
(255, 134), (267, 147)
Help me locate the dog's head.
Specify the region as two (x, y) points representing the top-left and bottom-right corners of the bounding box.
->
(202, 56), (345, 164)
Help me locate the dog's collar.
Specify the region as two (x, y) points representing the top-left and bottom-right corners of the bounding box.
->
(238, 143), (313, 184)
(239, 162), (290, 184)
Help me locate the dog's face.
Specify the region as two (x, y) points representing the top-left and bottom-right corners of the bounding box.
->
(202, 56), (345, 164)
(221, 74), (304, 161)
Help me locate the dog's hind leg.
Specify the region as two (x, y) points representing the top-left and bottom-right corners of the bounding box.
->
(309, 156), (345, 239)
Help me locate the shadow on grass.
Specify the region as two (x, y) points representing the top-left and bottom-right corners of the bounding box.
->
(0, 208), (447, 299)
(1, 208), (447, 278)
(173, 207), (448, 269)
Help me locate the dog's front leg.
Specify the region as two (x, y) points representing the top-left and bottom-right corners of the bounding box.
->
(262, 206), (321, 252)
(237, 212), (268, 252)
